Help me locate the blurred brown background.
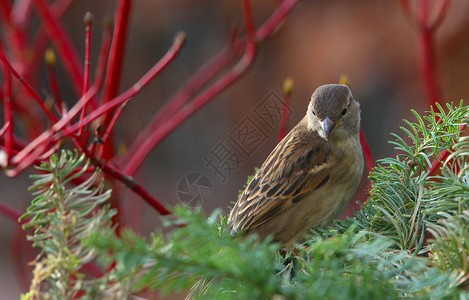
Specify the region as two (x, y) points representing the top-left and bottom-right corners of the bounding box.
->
(1, 0), (469, 298)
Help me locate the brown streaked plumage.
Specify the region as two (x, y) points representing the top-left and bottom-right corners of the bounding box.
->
(227, 84), (364, 247)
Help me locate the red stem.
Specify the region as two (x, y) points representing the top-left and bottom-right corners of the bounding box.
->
(100, 0), (133, 160)
(26, 0), (76, 81)
(32, 0), (84, 94)
(416, 0), (443, 105)
(7, 33), (185, 176)
(79, 12), (93, 136)
(124, 0), (299, 175)
(428, 123), (466, 176)
(62, 33), (186, 136)
(8, 83), (100, 175)
(429, 0), (451, 31)
(122, 38), (245, 170)
(102, 0), (132, 103)
(242, 0), (256, 42)
(0, 1), (11, 21)
(125, 41), (258, 174)
(11, 0), (34, 29)
(419, 28), (442, 105)
(1, 58), (13, 166)
(360, 129), (374, 174)
(75, 139), (171, 215)
(255, 0), (299, 40)
(81, 262), (104, 278)
(12, 225), (30, 292)
(399, 0), (412, 22)
(98, 101), (127, 159)
(45, 50), (65, 115)
(0, 202), (22, 221)
(0, 44), (58, 123)
(92, 19), (113, 105)
(102, 162), (171, 215)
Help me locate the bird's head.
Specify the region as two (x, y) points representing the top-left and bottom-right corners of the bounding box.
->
(307, 84), (360, 141)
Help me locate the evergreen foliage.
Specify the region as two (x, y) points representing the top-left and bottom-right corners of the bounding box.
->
(20, 151), (115, 299)
(21, 104), (469, 298)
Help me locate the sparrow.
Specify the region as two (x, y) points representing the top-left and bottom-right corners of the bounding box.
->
(227, 84), (364, 247)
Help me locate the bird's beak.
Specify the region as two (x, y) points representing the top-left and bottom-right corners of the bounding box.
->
(320, 116), (336, 141)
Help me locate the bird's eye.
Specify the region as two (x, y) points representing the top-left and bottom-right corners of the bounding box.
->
(341, 108), (347, 116)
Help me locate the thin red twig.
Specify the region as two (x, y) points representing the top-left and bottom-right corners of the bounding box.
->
(360, 129), (374, 174)
(242, 0), (256, 42)
(79, 12), (93, 136)
(123, 0), (299, 175)
(100, 0), (133, 160)
(125, 41), (258, 173)
(6, 33), (185, 176)
(45, 49), (65, 115)
(255, 0), (299, 40)
(1, 58), (13, 166)
(402, 0), (449, 106)
(63, 32), (186, 136)
(32, 0), (84, 94)
(429, 0), (451, 31)
(418, 21), (442, 104)
(12, 225), (30, 292)
(26, 0), (76, 81)
(7, 83), (100, 176)
(0, 202), (22, 221)
(428, 123), (466, 176)
(98, 101), (127, 159)
(399, 0), (451, 175)
(0, 42), (58, 123)
(76, 138), (171, 215)
(122, 35), (245, 171)
(102, 0), (132, 104)
(11, 0), (34, 29)
(0, 1), (12, 21)
(92, 18), (114, 107)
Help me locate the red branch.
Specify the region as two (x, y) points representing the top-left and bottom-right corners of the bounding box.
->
(360, 129), (374, 174)
(32, 0), (84, 94)
(27, 0), (75, 82)
(428, 123), (466, 176)
(124, 0), (299, 175)
(0, 42), (58, 123)
(5, 32), (186, 176)
(121, 34), (245, 172)
(100, 0), (133, 160)
(400, 0), (450, 106)
(78, 12), (93, 136)
(399, 0), (451, 174)
(63, 33), (186, 136)
(45, 49), (65, 115)
(74, 139), (171, 216)
(1, 58), (13, 166)
(0, 202), (22, 221)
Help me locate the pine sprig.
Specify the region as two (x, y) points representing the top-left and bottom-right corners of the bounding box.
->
(87, 207), (465, 299)
(331, 102), (469, 252)
(88, 206), (283, 299)
(20, 150), (115, 299)
(427, 211), (469, 285)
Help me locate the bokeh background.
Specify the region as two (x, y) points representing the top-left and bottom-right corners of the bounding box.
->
(1, 0), (469, 298)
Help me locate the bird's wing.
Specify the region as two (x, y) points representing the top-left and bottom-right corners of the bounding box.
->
(228, 122), (332, 235)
